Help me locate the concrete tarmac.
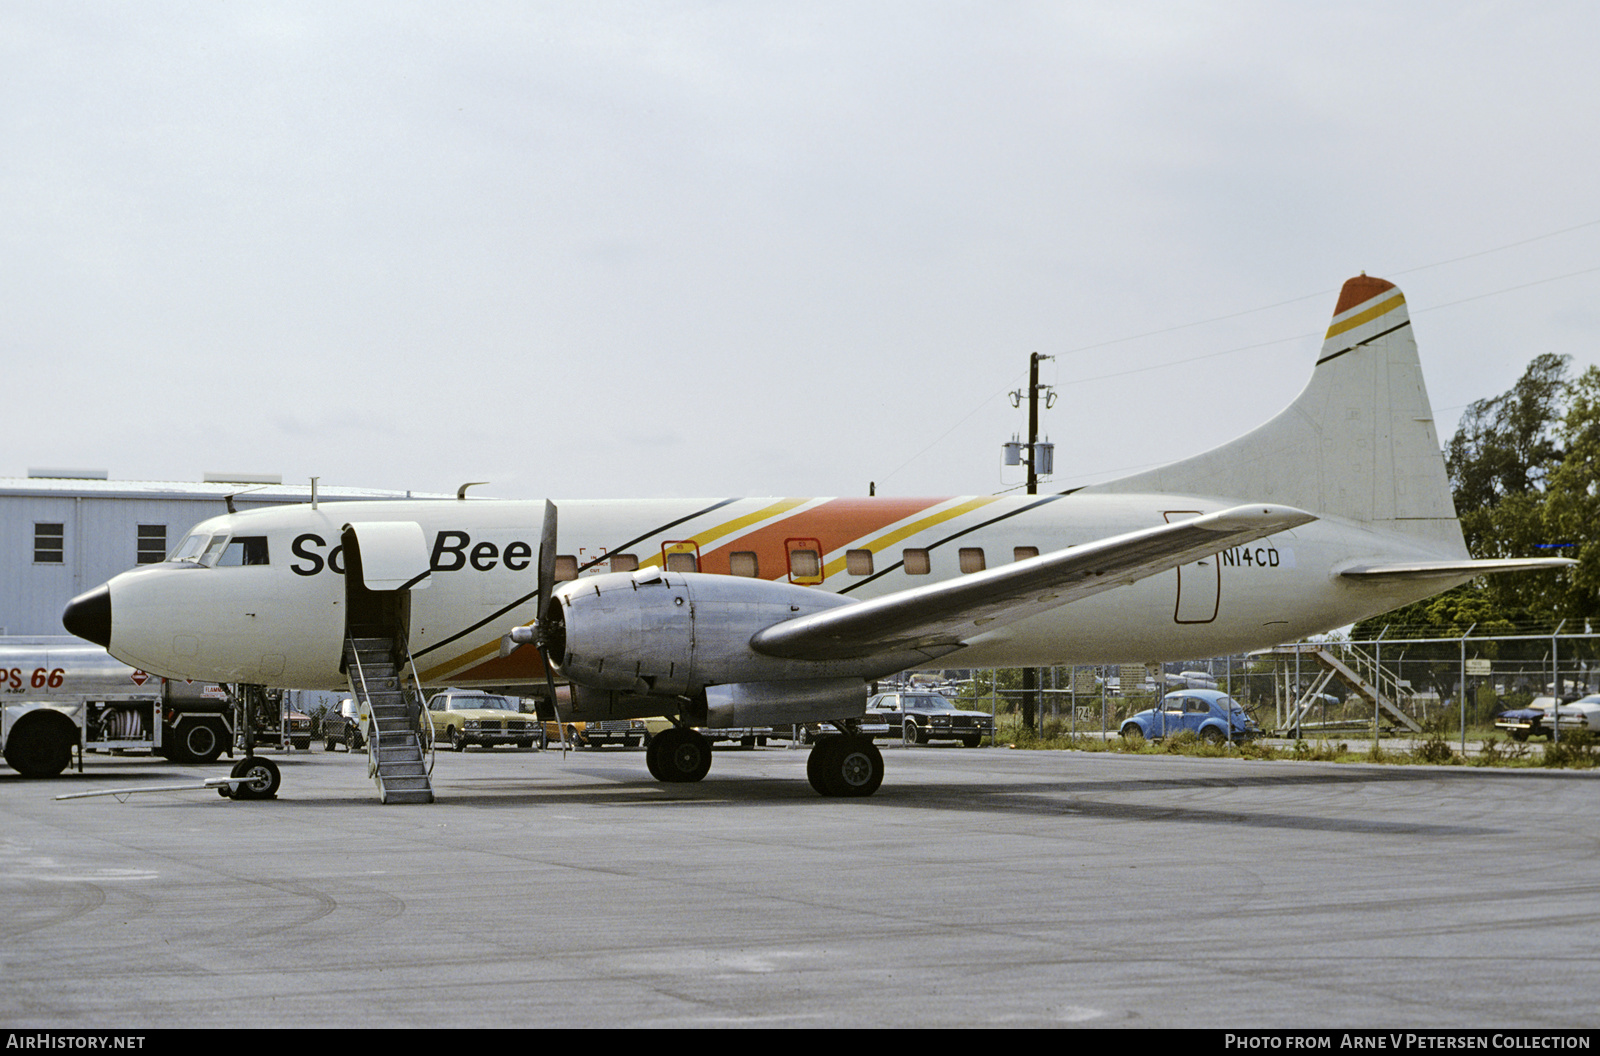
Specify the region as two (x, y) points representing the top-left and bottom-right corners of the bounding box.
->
(2, 742), (1596, 1029)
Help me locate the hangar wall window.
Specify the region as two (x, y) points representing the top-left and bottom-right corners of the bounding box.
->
(34, 523), (65, 564)
(610, 553), (639, 573)
(959, 548), (986, 574)
(846, 549), (874, 576)
(729, 551), (759, 577)
(137, 525), (167, 564)
(903, 548), (930, 575)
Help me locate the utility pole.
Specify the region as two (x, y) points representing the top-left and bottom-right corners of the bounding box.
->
(1026, 352), (1044, 495)
(1008, 353), (1055, 731)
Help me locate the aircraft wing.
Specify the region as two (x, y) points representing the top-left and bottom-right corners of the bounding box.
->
(750, 504), (1316, 661)
(1338, 557), (1577, 580)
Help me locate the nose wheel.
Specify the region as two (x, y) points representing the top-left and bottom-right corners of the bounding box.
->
(219, 756), (281, 800)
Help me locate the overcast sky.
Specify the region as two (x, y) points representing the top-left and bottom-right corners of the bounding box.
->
(5, 2), (1599, 502)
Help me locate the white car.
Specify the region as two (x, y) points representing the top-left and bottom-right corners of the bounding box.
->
(1548, 694), (1600, 734)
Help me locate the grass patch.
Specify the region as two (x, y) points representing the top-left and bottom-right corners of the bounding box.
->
(993, 715), (1598, 769)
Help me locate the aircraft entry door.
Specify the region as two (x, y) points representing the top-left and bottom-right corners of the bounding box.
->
(340, 521), (433, 644)
(1164, 510), (1220, 624)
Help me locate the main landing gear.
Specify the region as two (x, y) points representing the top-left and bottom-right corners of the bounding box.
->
(806, 735), (883, 798)
(645, 726), (714, 783)
(642, 725), (885, 797)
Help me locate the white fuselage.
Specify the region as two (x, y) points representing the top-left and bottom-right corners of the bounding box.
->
(92, 491), (1464, 692)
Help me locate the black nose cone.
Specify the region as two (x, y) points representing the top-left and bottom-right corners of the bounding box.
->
(63, 585), (112, 647)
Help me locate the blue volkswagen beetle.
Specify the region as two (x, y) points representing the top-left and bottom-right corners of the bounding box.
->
(1120, 689), (1261, 744)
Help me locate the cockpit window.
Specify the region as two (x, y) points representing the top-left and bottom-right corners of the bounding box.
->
(169, 533), (209, 563)
(217, 537), (270, 567)
(198, 534), (230, 567)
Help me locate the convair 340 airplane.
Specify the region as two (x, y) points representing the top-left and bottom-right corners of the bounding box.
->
(63, 274), (1570, 798)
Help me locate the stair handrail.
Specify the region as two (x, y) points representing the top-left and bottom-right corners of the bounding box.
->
(402, 649), (435, 775)
(344, 638), (387, 782)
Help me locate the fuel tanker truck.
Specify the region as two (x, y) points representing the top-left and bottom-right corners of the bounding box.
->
(1, 636), (233, 777)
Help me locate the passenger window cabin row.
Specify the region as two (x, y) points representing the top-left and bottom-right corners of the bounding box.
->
(562, 545), (1044, 581)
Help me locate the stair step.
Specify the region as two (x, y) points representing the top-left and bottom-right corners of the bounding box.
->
(347, 634), (436, 805)
(380, 790), (434, 804)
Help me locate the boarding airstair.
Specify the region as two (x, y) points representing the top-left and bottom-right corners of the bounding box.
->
(1264, 643), (1423, 734)
(344, 636), (435, 804)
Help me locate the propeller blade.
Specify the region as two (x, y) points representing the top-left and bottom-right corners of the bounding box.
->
(536, 499), (557, 625)
(534, 500), (567, 756)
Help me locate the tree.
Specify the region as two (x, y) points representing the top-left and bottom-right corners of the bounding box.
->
(1355, 353), (1597, 640)
(1542, 365), (1600, 618)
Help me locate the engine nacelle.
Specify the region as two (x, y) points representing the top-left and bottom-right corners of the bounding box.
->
(548, 568), (871, 698)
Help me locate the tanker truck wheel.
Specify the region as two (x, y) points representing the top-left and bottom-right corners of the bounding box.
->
(176, 721), (226, 765)
(3, 715), (74, 778)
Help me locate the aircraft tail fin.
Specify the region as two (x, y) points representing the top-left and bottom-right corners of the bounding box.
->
(1082, 274), (1468, 557)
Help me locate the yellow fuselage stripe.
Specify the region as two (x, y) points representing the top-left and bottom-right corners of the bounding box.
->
(820, 496), (1000, 580)
(636, 497), (812, 569)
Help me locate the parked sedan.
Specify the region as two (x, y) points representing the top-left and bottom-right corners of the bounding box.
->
(1120, 689), (1260, 744)
(867, 691), (994, 747)
(1548, 695), (1600, 734)
(322, 696), (367, 751)
(423, 691), (545, 750)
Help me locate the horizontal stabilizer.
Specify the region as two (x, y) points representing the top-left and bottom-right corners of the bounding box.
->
(751, 504), (1315, 661)
(1338, 558), (1577, 581)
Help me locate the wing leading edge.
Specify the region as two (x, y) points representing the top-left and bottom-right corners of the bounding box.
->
(749, 504), (1317, 662)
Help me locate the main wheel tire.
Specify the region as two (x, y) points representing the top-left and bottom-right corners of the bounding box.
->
(227, 757), (281, 801)
(807, 736), (883, 797)
(652, 728), (712, 783)
(645, 737), (665, 780)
